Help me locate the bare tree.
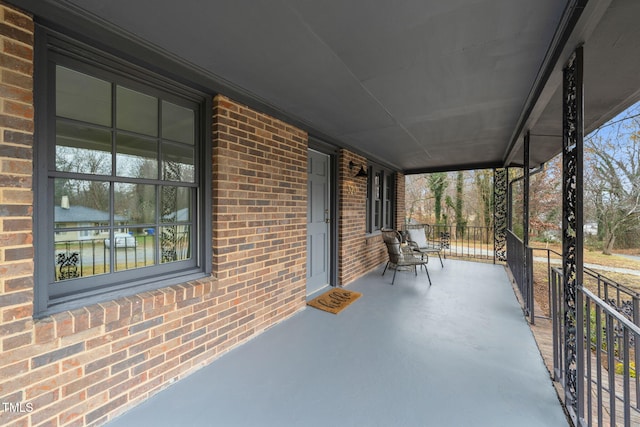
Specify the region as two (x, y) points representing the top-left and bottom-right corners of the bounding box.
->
(528, 157), (562, 241)
(405, 174), (431, 223)
(585, 108), (640, 254)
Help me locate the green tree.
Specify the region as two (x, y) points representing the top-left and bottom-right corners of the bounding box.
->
(475, 170), (493, 242)
(449, 171), (466, 237)
(428, 172), (448, 224)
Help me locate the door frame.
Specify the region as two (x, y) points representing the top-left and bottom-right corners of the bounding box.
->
(308, 139), (338, 290)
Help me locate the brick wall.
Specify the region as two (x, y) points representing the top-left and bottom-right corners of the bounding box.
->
(337, 150), (386, 285)
(337, 151), (406, 286)
(212, 94), (307, 336)
(0, 4), (34, 342)
(0, 5), (308, 425)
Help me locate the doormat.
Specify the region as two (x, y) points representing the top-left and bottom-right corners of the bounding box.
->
(307, 288), (362, 314)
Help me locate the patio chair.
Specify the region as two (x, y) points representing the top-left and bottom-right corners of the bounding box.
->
(381, 229), (431, 286)
(404, 224), (446, 267)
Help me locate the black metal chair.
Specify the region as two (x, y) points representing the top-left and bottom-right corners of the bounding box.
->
(404, 224), (447, 267)
(381, 229), (431, 285)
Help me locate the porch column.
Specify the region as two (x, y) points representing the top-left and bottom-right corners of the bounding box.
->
(493, 168), (508, 263)
(562, 46), (584, 419)
(523, 132), (532, 322)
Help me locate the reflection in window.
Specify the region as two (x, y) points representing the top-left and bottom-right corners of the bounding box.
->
(366, 166), (395, 233)
(56, 66), (111, 126)
(50, 65), (200, 285)
(115, 183), (156, 224)
(56, 122), (111, 175)
(160, 225), (191, 263)
(385, 174), (393, 229)
(161, 186), (191, 223)
(116, 134), (158, 179)
(374, 172), (382, 230)
(54, 179), (112, 280)
(54, 179), (110, 226)
(117, 86), (158, 136)
(162, 142), (195, 182)
(162, 101), (194, 144)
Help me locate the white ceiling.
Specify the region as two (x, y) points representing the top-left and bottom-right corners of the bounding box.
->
(15, 0), (640, 172)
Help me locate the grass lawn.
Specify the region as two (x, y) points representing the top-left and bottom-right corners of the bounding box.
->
(530, 242), (640, 317)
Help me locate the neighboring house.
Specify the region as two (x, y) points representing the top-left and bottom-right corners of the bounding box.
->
(584, 222), (599, 236)
(54, 204), (128, 242)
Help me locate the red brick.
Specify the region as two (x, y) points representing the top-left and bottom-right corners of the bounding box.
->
(4, 246), (32, 261)
(2, 38), (33, 61)
(62, 370), (108, 398)
(31, 343), (85, 369)
(1, 189), (32, 204)
(3, 98), (33, 118)
(0, 54), (31, 78)
(3, 7), (35, 33)
(25, 367), (82, 399)
(0, 113), (32, 131)
(2, 129), (31, 145)
(53, 312), (74, 338)
(0, 290), (31, 308)
(1, 304), (31, 323)
(85, 350), (126, 375)
(2, 331), (31, 350)
(85, 395), (127, 425)
(70, 308), (89, 333)
(1, 69), (31, 92)
(128, 375), (163, 401)
(0, 158), (31, 175)
(108, 373), (146, 399)
(0, 360), (28, 380)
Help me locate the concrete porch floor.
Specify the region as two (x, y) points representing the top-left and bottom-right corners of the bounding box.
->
(107, 260), (569, 427)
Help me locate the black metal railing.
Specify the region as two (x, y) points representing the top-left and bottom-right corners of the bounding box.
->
(55, 238), (110, 280)
(507, 230), (534, 321)
(54, 234), (162, 280)
(410, 224), (496, 261)
(549, 266), (640, 426)
(530, 247), (563, 321)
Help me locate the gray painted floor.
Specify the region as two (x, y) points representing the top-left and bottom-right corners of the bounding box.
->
(107, 260), (569, 427)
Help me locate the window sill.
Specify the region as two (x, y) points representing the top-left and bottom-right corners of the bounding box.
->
(36, 271), (213, 319)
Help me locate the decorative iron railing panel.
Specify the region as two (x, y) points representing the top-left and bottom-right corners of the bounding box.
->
(494, 168), (508, 262)
(563, 46), (584, 419)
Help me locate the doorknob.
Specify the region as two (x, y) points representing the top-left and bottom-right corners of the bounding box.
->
(324, 209), (330, 224)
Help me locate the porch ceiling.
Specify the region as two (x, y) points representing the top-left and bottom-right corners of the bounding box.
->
(16, 0), (640, 172)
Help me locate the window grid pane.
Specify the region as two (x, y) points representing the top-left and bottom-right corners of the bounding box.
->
(116, 133), (158, 179)
(56, 66), (111, 126)
(367, 167), (395, 233)
(52, 67), (198, 284)
(56, 121), (112, 175)
(116, 86), (158, 136)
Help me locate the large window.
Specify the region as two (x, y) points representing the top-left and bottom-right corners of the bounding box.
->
(35, 29), (211, 315)
(366, 165), (395, 233)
